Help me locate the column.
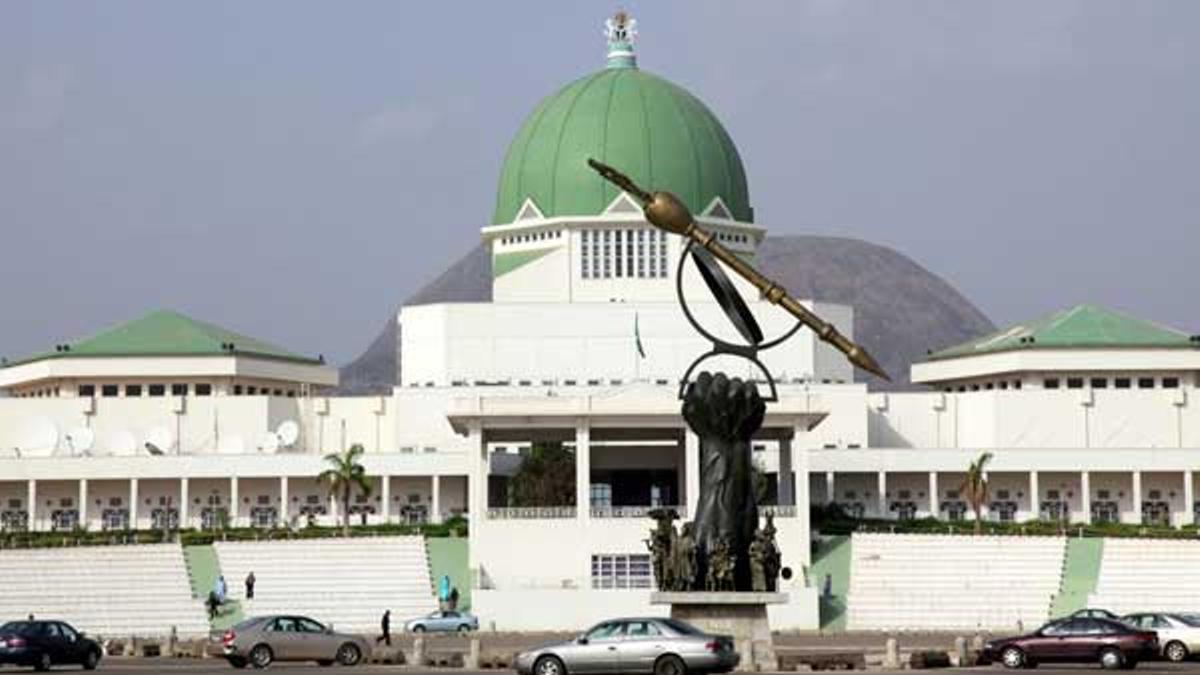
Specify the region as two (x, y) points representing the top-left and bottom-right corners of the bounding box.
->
(928, 472), (938, 518)
(792, 424), (812, 568)
(778, 437), (795, 506)
(575, 420), (591, 524)
(1184, 471), (1195, 526)
(129, 478), (139, 530)
(230, 476), (240, 528)
(27, 480), (37, 532)
(380, 475), (391, 524)
(431, 475), (442, 524)
(468, 421), (485, 520)
(1028, 471), (1039, 522)
(1131, 471), (1142, 525)
(278, 476), (288, 528)
(180, 478), (189, 530)
(685, 430), (701, 519)
(877, 471), (887, 519)
(79, 479), (89, 531)
(825, 472), (835, 505)
(1081, 471), (1092, 525)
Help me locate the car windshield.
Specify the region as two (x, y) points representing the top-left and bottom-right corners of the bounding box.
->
(233, 618), (266, 631)
(660, 619), (704, 636)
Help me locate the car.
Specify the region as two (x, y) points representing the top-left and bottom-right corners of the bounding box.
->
(1072, 608), (1123, 621)
(1123, 613), (1200, 662)
(0, 619), (102, 671)
(405, 609), (479, 633)
(219, 614), (370, 669)
(982, 617), (1158, 670)
(514, 617), (738, 675)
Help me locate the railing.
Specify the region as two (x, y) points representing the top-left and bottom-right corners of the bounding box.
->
(761, 505), (798, 518)
(486, 506), (577, 520)
(590, 505), (684, 519)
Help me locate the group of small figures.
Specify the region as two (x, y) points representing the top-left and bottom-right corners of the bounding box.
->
(645, 509), (782, 593)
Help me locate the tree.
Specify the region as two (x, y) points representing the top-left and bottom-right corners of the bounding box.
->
(960, 451), (993, 535)
(318, 444), (372, 537)
(508, 442), (576, 508)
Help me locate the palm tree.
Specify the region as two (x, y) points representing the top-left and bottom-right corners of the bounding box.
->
(960, 452), (994, 535)
(318, 444), (372, 537)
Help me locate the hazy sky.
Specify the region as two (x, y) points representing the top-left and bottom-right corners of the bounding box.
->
(2, 1), (1197, 365)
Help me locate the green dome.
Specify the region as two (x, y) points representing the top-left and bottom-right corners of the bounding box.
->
(493, 65), (752, 224)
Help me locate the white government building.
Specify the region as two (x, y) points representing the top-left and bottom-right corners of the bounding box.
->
(2, 17), (1198, 631)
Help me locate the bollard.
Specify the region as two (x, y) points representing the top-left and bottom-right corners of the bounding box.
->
(167, 626), (177, 658)
(736, 639), (754, 672)
(466, 637), (481, 670)
(884, 637), (899, 670)
(412, 636), (426, 667)
(972, 633), (985, 654)
(954, 637), (968, 666)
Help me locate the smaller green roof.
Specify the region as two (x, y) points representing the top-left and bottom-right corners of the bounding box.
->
(6, 310), (323, 367)
(928, 304), (1198, 361)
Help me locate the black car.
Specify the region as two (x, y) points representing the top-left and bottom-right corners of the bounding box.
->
(982, 617), (1158, 670)
(0, 620), (102, 671)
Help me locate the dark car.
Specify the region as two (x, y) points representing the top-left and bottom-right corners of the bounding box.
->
(0, 620), (102, 671)
(983, 617), (1158, 670)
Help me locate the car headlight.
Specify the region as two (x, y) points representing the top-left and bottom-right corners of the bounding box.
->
(984, 642), (995, 650)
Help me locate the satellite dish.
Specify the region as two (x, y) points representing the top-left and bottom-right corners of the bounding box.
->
(147, 427), (174, 454)
(110, 430), (137, 456)
(21, 418), (59, 457)
(223, 435), (245, 454)
(66, 428), (95, 455)
(258, 432), (280, 454)
(276, 420), (300, 448)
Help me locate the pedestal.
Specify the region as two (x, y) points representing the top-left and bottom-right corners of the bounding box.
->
(652, 592), (786, 671)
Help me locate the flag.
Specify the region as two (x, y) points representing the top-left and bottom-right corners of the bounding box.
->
(635, 312), (647, 359)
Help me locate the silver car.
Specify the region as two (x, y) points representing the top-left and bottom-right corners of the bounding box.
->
(405, 609), (479, 633)
(515, 617), (738, 675)
(219, 615), (370, 669)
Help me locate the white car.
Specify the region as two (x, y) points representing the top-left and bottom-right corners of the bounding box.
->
(1122, 613), (1200, 662)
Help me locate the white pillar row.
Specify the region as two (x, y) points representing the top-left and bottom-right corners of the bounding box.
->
(79, 479), (89, 530)
(575, 420), (591, 524)
(876, 471), (887, 519)
(380, 475), (391, 524)
(279, 476), (288, 527)
(129, 478), (139, 530)
(825, 472), (835, 505)
(180, 478), (189, 529)
(1184, 471), (1195, 526)
(432, 475), (442, 524)
(1132, 471), (1143, 525)
(778, 437), (795, 506)
(1029, 471), (1039, 522)
(685, 431), (701, 520)
(27, 480), (36, 532)
(230, 476), (240, 528)
(928, 472), (938, 518)
(1081, 471), (1092, 525)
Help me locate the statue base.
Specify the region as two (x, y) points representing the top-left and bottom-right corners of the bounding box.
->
(651, 592), (787, 672)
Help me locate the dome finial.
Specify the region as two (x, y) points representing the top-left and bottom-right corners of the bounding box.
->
(604, 10), (637, 69)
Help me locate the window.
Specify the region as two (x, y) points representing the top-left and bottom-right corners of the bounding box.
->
(233, 385), (243, 395)
(1044, 379), (1060, 389)
(1066, 378), (1084, 389)
(1163, 377), (1180, 389)
(591, 554), (653, 589)
(584, 622), (624, 640)
(148, 384), (165, 397)
(195, 384), (212, 396)
(76, 384), (95, 397)
(581, 230), (590, 278)
(247, 386), (257, 395)
(171, 383), (188, 396)
(581, 228), (668, 280)
(1013, 380), (1022, 389)
(624, 620), (661, 637)
(1114, 378), (1131, 389)
(1091, 378), (1107, 389)
(1138, 378), (1155, 389)
(125, 384), (142, 397)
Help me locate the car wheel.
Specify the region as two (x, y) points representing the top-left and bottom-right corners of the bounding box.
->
(1165, 641), (1189, 663)
(336, 642), (362, 666)
(33, 651), (52, 672)
(1099, 647), (1124, 670)
(457, 624), (471, 633)
(317, 660), (333, 666)
(249, 643), (274, 669)
(228, 656), (248, 669)
(83, 647), (101, 670)
(412, 625), (425, 633)
(535, 654), (566, 675)
(1120, 659), (1138, 670)
(1001, 647), (1026, 669)
(655, 654), (687, 675)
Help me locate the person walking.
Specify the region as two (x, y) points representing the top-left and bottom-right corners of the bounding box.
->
(376, 610), (391, 646)
(214, 575), (227, 604)
(245, 571), (256, 600)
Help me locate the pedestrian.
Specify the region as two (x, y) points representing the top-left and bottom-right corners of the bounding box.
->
(448, 587), (459, 612)
(206, 592), (219, 620)
(245, 571), (256, 600)
(438, 575), (450, 610)
(214, 575), (227, 604)
(377, 610), (391, 646)
(823, 573), (833, 598)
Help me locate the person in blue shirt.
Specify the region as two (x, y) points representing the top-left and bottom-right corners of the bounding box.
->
(214, 575), (227, 604)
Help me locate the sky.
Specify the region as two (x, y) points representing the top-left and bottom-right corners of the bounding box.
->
(2, 1), (1197, 365)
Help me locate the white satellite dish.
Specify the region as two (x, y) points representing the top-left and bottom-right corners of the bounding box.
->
(66, 428), (95, 455)
(258, 432), (280, 454)
(146, 427), (174, 454)
(111, 430), (137, 456)
(223, 435), (245, 454)
(21, 418), (59, 457)
(276, 420), (300, 448)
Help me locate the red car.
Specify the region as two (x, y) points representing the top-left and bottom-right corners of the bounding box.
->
(982, 617), (1157, 670)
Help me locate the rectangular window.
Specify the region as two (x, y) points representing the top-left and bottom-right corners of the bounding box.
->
(1114, 378), (1131, 389)
(1066, 378), (1084, 389)
(247, 386), (257, 395)
(658, 231), (667, 277)
(591, 553), (652, 589)
(234, 385), (243, 395)
(637, 229), (646, 278)
(1138, 377), (1155, 389)
(1013, 380), (1022, 389)
(148, 384), (165, 397)
(614, 230), (623, 277)
(125, 384), (142, 397)
(1163, 377), (1180, 389)
(195, 383), (212, 396)
(1043, 378), (1060, 389)
(1091, 378), (1107, 389)
(626, 229), (635, 277)
(78, 384), (95, 397)
(101, 384), (119, 397)
(603, 230), (612, 278)
(581, 230), (590, 279)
